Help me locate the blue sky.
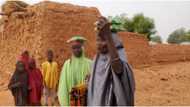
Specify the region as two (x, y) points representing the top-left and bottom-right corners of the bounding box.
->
(1, 0), (190, 42)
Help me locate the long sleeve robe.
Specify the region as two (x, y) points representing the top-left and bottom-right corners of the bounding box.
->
(8, 71), (29, 106)
(87, 33), (135, 106)
(58, 52), (92, 106)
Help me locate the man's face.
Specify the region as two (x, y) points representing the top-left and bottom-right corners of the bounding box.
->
(47, 51), (53, 62)
(71, 43), (83, 58)
(96, 36), (108, 54)
(16, 61), (25, 72)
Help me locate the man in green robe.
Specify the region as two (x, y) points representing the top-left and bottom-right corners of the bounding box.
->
(58, 36), (92, 106)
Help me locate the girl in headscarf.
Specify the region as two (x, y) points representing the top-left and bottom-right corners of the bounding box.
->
(8, 61), (29, 106)
(17, 50), (30, 72)
(28, 58), (43, 106)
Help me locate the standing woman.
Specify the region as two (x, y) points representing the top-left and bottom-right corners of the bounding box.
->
(8, 61), (29, 106)
(28, 58), (43, 106)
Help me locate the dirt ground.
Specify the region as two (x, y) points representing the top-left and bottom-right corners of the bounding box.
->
(135, 61), (190, 106)
(0, 1), (190, 106)
(0, 61), (190, 106)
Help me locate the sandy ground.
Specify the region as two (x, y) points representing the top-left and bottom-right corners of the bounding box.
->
(0, 91), (14, 106)
(0, 61), (190, 106)
(135, 61), (190, 105)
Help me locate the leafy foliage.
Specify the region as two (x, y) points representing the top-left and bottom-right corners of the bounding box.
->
(167, 28), (190, 44)
(150, 35), (162, 43)
(108, 13), (156, 41)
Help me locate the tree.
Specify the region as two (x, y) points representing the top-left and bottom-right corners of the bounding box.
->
(187, 30), (190, 34)
(167, 28), (190, 44)
(150, 35), (162, 43)
(124, 13), (156, 40)
(108, 13), (156, 41)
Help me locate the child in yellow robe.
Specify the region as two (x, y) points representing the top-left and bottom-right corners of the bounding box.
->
(41, 49), (58, 106)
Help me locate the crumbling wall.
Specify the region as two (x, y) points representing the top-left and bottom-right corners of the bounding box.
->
(1, 1), (190, 76)
(0, 1), (100, 74)
(150, 44), (190, 64)
(118, 33), (190, 67)
(0, 2), (45, 74)
(38, 2), (100, 68)
(118, 32), (150, 67)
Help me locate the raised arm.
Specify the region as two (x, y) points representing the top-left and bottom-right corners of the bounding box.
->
(96, 17), (123, 74)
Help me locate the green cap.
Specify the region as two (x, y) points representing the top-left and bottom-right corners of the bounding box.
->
(111, 19), (122, 25)
(67, 35), (87, 43)
(110, 19), (125, 32)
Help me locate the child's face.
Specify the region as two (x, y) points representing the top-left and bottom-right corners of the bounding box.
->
(22, 51), (29, 58)
(47, 51), (53, 62)
(16, 62), (25, 72)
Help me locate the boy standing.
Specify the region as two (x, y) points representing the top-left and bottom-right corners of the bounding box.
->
(41, 49), (59, 106)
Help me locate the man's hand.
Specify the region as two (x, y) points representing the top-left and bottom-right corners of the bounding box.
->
(95, 16), (111, 40)
(95, 16), (124, 74)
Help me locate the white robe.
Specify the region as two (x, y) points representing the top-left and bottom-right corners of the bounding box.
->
(87, 33), (135, 106)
